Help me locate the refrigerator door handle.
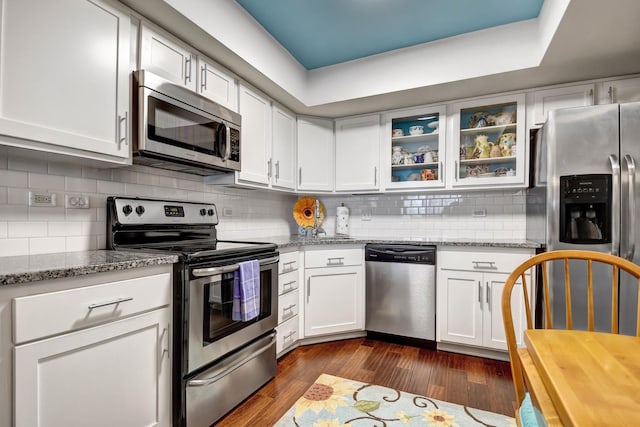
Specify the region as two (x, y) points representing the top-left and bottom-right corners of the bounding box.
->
(610, 154), (621, 256)
(623, 154), (636, 260)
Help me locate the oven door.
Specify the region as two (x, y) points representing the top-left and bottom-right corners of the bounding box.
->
(187, 255), (278, 373)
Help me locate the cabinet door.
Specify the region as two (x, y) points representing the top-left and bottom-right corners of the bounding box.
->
(297, 117), (334, 192)
(14, 308), (171, 427)
(531, 84), (595, 126)
(335, 115), (380, 192)
(451, 93), (526, 188)
(0, 0), (130, 161)
(438, 269), (483, 347)
(238, 84), (272, 185)
(304, 265), (364, 336)
(601, 77), (640, 104)
(198, 58), (238, 111)
(483, 272), (530, 350)
(139, 23), (195, 91)
(271, 105), (296, 190)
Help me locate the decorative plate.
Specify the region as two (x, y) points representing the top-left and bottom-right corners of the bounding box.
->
(293, 197), (325, 228)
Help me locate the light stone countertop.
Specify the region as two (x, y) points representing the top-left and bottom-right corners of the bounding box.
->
(0, 250), (178, 287)
(0, 237), (542, 287)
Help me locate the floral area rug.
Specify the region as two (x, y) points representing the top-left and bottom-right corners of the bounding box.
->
(274, 373), (515, 427)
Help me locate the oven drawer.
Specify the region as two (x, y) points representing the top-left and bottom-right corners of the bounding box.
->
(13, 273), (171, 344)
(276, 315), (299, 354)
(279, 251), (298, 274)
(279, 269), (299, 296)
(278, 289), (299, 324)
(305, 248), (363, 268)
(186, 332), (276, 426)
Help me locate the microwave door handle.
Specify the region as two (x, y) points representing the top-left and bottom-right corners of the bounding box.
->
(224, 125), (231, 161)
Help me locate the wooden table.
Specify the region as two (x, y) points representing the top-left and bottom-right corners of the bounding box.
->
(519, 329), (640, 426)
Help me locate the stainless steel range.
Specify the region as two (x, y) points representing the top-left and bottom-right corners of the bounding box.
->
(106, 197), (279, 427)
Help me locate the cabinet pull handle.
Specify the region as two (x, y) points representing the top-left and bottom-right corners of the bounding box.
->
(327, 257), (344, 266)
(88, 296), (133, 310)
(283, 280), (296, 292)
(439, 162), (443, 181)
(374, 166), (377, 186)
(276, 160), (280, 180)
(486, 281), (490, 310)
(201, 63), (207, 91)
(307, 277), (311, 303)
(283, 304), (296, 320)
(455, 160), (459, 181)
(158, 325), (169, 368)
(299, 167), (302, 185)
(185, 57), (192, 84)
(267, 158), (273, 178)
(282, 260), (296, 272)
(608, 86), (614, 104)
(589, 88), (594, 103)
(478, 281), (482, 306)
(472, 261), (497, 270)
(117, 112), (128, 148)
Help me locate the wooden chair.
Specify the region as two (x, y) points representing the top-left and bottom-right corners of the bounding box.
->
(501, 250), (640, 412)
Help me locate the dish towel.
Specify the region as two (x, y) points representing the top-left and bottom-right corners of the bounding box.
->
(232, 259), (261, 321)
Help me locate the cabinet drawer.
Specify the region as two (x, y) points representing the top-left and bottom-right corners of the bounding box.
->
(278, 289), (299, 324)
(13, 273), (171, 344)
(276, 314), (299, 354)
(279, 269), (299, 296)
(438, 248), (533, 274)
(305, 248), (362, 268)
(279, 251), (298, 274)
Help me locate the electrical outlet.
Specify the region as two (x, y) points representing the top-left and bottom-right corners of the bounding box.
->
(222, 207), (233, 217)
(66, 194), (90, 209)
(473, 209), (487, 217)
(29, 191), (56, 207)
(361, 209), (372, 221)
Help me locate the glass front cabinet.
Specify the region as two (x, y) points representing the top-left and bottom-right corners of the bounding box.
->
(449, 94), (526, 188)
(382, 105), (446, 190)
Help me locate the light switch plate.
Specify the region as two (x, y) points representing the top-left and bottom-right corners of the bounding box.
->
(29, 191), (56, 207)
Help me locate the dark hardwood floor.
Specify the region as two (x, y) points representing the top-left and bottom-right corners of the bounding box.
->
(215, 337), (518, 426)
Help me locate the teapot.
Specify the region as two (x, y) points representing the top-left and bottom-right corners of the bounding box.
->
(474, 135), (491, 159)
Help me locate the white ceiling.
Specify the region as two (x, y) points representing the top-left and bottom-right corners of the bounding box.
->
(121, 0), (640, 117)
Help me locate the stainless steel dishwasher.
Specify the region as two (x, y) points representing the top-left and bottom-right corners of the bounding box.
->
(365, 244), (436, 346)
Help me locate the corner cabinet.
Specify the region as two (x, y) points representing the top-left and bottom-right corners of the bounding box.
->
(297, 117), (334, 192)
(303, 247), (365, 337)
(382, 106), (447, 190)
(334, 115), (381, 192)
(449, 94), (526, 189)
(0, 0), (131, 164)
(437, 247), (534, 358)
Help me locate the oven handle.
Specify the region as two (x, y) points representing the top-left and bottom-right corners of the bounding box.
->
(191, 255), (279, 277)
(186, 332), (276, 387)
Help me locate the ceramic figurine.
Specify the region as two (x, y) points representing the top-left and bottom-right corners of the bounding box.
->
(474, 135), (491, 158)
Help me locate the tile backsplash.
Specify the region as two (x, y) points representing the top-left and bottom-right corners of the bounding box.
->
(0, 148), (526, 257)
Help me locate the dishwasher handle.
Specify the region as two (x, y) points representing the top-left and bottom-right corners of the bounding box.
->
(365, 245), (436, 264)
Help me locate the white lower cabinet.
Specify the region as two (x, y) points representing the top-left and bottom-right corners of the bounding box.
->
(11, 269), (172, 427)
(437, 247), (534, 355)
(276, 250), (301, 356)
(303, 247), (364, 337)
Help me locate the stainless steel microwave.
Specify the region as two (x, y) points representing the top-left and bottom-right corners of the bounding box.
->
(132, 70), (241, 175)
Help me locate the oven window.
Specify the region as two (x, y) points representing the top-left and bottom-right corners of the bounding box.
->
(203, 269), (272, 343)
(148, 95), (224, 156)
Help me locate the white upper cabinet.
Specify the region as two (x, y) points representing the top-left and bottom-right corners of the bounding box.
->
(449, 93), (526, 189)
(238, 84), (272, 186)
(139, 23), (196, 91)
(598, 77), (640, 104)
(335, 115), (381, 192)
(271, 105), (296, 191)
(198, 57), (238, 111)
(530, 84), (595, 126)
(297, 117), (334, 192)
(0, 0), (131, 163)
(382, 105), (447, 191)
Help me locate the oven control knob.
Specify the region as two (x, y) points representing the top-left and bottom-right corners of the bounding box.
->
(135, 205), (145, 216)
(200, 208), (207, 216)
(122, 204), (133, 216)
(207, 209), (214, 216)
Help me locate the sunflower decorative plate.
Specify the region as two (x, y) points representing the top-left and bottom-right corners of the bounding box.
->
(293, 197), (325, 229)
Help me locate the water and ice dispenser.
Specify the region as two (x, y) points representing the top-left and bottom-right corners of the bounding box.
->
(559, 174), (611, 244)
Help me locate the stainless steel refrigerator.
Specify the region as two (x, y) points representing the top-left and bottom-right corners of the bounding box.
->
(527, 102), (640, 334)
